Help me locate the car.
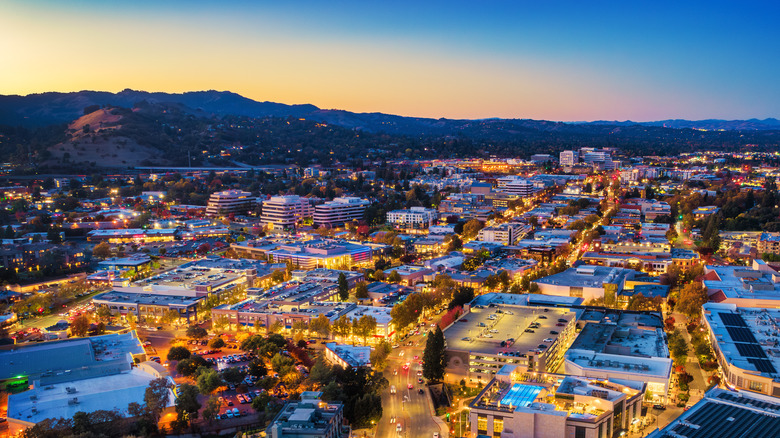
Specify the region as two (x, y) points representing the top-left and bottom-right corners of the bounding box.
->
(418, 388), (424, 394)
(399, 351), (405, 357)
(393, 369), (398, 375)
(227, 400), (234, 406)
(397, 423), (403, 432)
(156, 326), (163, 331)
(418, 377), (423, 383)
(390, 385), (396, 394)
(416, 370), (422, 376)
(653, 404), (666, 411)
(408, 383), (414, 389)
(226, 411), (234, 418)
(556, 323), (566, 327)
(524, 329), (535, 333)
(538, 315), (547, 319)
(543, 338), (553, 343)
(433, 433), (440, 438)
(684, 405), (692, 411)
(413, 355), (419, 360)
(459, 319), (468, 323)
(392, 344), (400, 349)
(232, 408), (239, 416)
(390, 416), (395, 424)
(549, 330), (559, 335)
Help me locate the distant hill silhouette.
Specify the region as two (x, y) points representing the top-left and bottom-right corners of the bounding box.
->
(1, 89), (778, 134)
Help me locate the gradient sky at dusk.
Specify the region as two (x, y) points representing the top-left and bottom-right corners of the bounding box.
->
(2, 0), (779, 121)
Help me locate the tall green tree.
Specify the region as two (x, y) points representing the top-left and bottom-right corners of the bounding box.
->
(422, 326), (446, 382)
(338, 272), (349, 301)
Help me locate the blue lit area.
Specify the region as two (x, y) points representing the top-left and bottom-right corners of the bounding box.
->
(500, 384), (543, 408)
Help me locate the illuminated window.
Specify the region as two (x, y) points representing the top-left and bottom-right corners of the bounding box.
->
(477, 415), (487, 434)
(749, 380), (764, 392)
(493, 418), (503, 437)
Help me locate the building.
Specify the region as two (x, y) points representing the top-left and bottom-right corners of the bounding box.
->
(703, 260), (780, 308)
(267, 391), (349, 438)
(533, 265), (637, 302)
(469, 366), (645, 438)
(313, 197), (370, 228)
(496, 176), (535, 197)
(646, 387), (780, 438)
(701, 303), (780, 397)
(443, 304), (578, 385)
(477, 223), (530, 246)
(206, 189), (256, 216)
(2, 332), (171, 434)
(324, 343), (371, 368)
(261, 196), (315, 231)
(386, 207), (438, 231)
(757, 232), (780, 255)
(86, 228), (177, 243)
(560, 150), (578, 167)
(232, 238), (376, 270)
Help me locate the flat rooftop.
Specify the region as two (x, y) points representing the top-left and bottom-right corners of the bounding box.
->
(7, 368), (173, 424)
(0, 331), (143, 381)
(94, 290), (201, 307)
(571, 323), (668, 358)
(702, 304), (780, 377)
(444, 305), (576, 356)
(703, 264), (780, 302)
(647, 388), (780, 438)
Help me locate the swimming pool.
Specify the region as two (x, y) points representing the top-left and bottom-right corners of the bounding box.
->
(500, 383), (543, 408)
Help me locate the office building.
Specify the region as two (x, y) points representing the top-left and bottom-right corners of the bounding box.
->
(261, 196), (315, 231)
(559, 150), (578, 167)
(386, 207), (438, 231)
(496, 176), (535, 197)
(477, 223), (531, 246)
(313, 197), (370, 228)
(206, 189), (256, 216)
(703, 260), (780, 308)
(533, 265), (637, 302)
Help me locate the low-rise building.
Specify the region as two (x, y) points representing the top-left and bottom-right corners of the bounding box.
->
(324, 343), (371, 368)
(469, 366), (645, 438)
(267, 391), (349, 438)
(443, 304), (578, 385)
(701, 302), (780, 397)
(646, 387), (780, 438)
(386, 207), (438, 231)
(533, 265), (637, 302)
(703, 260), (780, 308)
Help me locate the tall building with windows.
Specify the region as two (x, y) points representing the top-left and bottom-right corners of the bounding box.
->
(559, 150), (578, 167)
(206, 190), (256, 216)
(313, 197), (370, 228)
(496, 176), (535, 197)
(261, 196), (314, 230)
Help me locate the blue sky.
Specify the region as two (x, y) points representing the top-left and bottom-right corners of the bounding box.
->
(1, 0), (778, 120)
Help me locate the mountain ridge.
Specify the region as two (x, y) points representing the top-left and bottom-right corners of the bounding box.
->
(1, 89), (778, 134)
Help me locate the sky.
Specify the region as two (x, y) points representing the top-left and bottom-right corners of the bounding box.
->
(1, 0), (779, 121)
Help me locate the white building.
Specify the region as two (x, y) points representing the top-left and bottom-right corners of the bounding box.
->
(313, 197), (369, 228)
(386, 207), (438, 231)
(496, 176), (535, 197)
(206, 190), (256, 216)
(324, 343), (371, 368)
(261, 196), (314, 231)
(477, 223), (530, 245)
(559, 150), (578, 167)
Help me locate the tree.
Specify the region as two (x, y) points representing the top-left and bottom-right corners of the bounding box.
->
(677, 282), (708, 317)
(355, 282), (369, 300)
(202, 396), (221, 425)
(387, 270), (402, 283)
(332, 315), (352, 341)
(125, 312), (138, 330)
(208, 337), (225, 349)
(95, 306), (112, 322)
(422, 326), (446, 382)
(445, 234), (462, 251)
(70, 315), (90, 337)
(449, 286), (475, 310)
(354, 315), (377, 345)
(160, 309), (180, 325)
(174, 383), (201, 427)
(144, 378), (171, 423)
(248, 359), (268, 378)
(271, 353), (295, 376)
(186, 325), (208, 339)
(167, 346), (191, 361)
(370, 340), (391, 371)
(462, 219), (483, 240)
(221, 366), (246, 386)
(338, 272), (349, 301)
(92, 242), (111, 260)
(197, 368), (224, 394)
(309, 314), (331, 338)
